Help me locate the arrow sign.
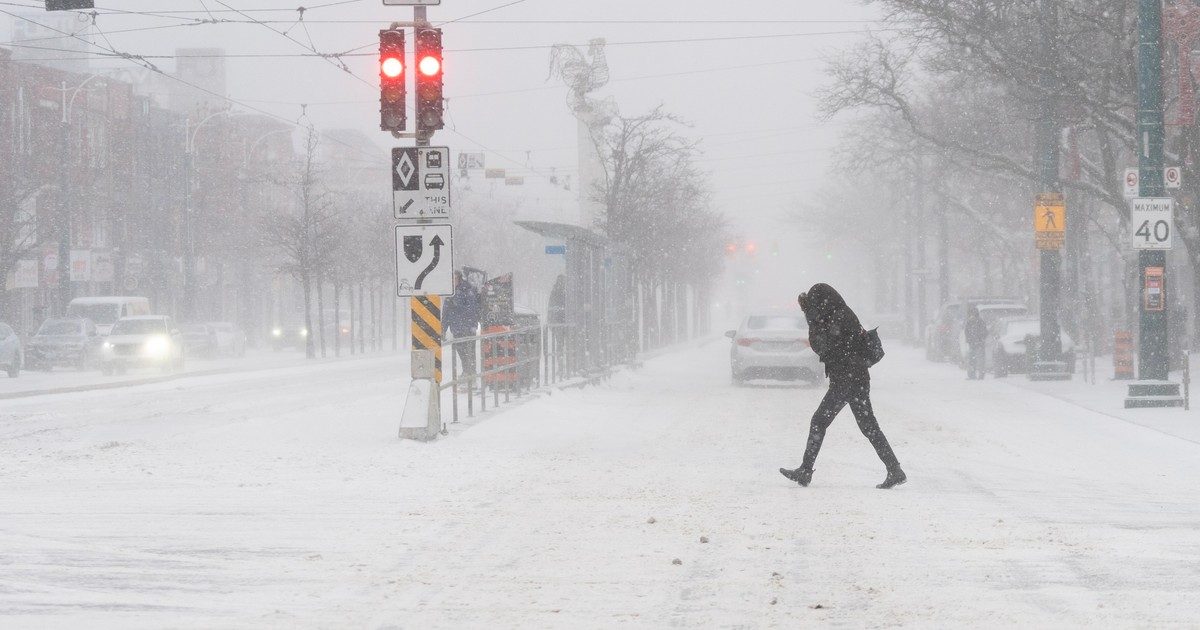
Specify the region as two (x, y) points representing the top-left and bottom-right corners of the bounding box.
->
(395, 224), (454, 297)
(415, 235), (444, 290)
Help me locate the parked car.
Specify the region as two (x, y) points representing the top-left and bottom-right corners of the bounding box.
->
(66, 296), (151, 336)
(100, 316), (185, 375)
(957, 303), (1031, 364)
(24, 318), (103, 371)
(181, 323), (218, 358)
(270, 321), (309, 351)
(727, 313), (823, 385)
(990, 317), (1076, 376)
(925, 297), (1025, 363)
(207, 322), (247, 357)
(0, 321), (22, 378)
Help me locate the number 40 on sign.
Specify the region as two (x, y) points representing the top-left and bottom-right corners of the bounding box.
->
(1129, 197), (1174, 250)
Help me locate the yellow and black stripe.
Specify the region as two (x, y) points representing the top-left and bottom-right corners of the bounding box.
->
(411, 295), (443, 382)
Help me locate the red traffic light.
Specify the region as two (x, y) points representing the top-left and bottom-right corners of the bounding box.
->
(381, 56), (403, 78)
(378, 27), (406, 133)
(745, 241), (758, 254)
(418, 55), (441, 77)
(725, 243), (738, 254)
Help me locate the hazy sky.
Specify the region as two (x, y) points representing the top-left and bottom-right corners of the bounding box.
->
(3, 0), (885, 312)
(4, 0), (881, 222)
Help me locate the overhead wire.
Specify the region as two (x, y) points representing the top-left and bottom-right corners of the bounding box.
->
(0, 8), (383, 164)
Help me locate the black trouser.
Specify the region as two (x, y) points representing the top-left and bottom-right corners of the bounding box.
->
(454, 338), (477, 375)
(800, 376), (900, 473)
(966, 344), (985, 379)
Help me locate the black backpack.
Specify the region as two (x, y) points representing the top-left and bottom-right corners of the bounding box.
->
(860, 328), (885, 366)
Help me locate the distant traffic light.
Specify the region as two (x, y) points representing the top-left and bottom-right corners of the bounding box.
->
(414, 26), (444, 133)
(725, 243), (738, 255)
(745, 241), (758, 255)
(771, 241), (780, 256)
(379, 28), (406, 133)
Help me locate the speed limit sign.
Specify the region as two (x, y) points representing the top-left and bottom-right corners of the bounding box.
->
(1129, 197), (1174, 250)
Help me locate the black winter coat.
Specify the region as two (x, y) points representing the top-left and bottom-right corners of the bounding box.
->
(964, 315), (988, 348)
(801, 283), (869, 382)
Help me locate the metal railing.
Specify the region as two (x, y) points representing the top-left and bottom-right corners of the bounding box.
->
(439, 324), (575, 424)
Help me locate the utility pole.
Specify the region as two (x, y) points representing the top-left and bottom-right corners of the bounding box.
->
(1030, 0), (1069, 381)
(1126, 0), (1184, 407)
(183, 125), (195, 321)
(58, 88), (72, 315)
(914, 154), (927, 345)
(392, 2), (452, 440)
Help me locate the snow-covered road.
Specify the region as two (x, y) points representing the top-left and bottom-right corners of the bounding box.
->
(2, 339), (1199, 627)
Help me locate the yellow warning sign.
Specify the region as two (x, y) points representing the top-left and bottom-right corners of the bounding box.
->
(411, 295), (443, 383)
(1034, 192), (1065, 250)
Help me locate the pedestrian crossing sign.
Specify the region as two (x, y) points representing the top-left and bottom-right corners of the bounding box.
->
(1034, 192), (1065, 250)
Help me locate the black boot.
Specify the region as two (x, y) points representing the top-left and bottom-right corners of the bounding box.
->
(780, 467), (813, 487)
(876, 467), (906, 489)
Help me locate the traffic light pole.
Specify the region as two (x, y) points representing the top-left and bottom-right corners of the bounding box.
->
(1029, 0), (1069, 381)
(398, 4), (445, 440)
(1125, 0), (1182, 407)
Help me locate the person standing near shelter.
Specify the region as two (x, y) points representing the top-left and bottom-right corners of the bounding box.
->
(963, 306), (989, 380)
(780, 283), (906, 489)
(444, 271), (481, 376)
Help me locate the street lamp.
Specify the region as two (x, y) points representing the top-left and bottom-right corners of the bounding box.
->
(52, 74), (108, 314)
(181, 107), (239, 320)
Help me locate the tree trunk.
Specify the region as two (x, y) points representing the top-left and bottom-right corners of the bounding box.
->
(358, 281), (366, 354)
(302, 273), (315, 359)
(316, 274), (327, 358)
(370, 282), (378, 351)
(348, 283), (356, 355)
(333, 281), (341, 358)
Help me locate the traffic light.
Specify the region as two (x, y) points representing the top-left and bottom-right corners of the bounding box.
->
(745, 241), (758, 255)
(379, 28), (406, 133)
(414, 26), (444, 133)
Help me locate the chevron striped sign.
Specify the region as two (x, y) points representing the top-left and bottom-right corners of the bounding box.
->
(411, 295), (443, 383)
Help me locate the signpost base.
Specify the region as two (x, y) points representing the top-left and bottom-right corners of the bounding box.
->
(1029, 361), (1072, 381)
(399, 349), (442, 440)
(1124, 380), (1185, 408)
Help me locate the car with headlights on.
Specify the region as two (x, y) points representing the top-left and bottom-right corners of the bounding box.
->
(100, 315), (185, 375)
(270, 321), (308, 351)
(25, 318), (102, 371)
(727, 314), (823, 385)
(990, 317), (1075, 377)
(0, 321), (22, 378)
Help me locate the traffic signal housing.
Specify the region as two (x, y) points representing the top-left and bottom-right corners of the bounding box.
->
(414, 26), (444, 133)
(379, 28), (406, 133)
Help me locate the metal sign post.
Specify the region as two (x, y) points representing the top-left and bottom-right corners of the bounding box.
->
(389, 1), (454, 438)
(1126, 0), (1183, 408)
(1031, 192), (1070, 380)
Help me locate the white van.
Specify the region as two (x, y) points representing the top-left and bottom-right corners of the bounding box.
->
(67, 296), (152, 335)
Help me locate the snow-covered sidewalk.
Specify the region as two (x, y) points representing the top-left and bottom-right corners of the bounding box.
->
(1, 338), (1198, 627)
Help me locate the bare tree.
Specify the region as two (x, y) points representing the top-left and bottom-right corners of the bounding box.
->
(261, 128), (338, 359)
(0, 173), (43, 321)
(592, 107), (727, 348)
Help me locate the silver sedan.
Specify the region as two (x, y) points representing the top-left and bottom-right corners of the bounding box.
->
(727, 314), (823, 385)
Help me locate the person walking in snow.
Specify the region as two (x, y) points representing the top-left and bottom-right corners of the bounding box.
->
(444, 271), (481, 376)
(963, 306), (989, 380)
(780, 283), (906, 489)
